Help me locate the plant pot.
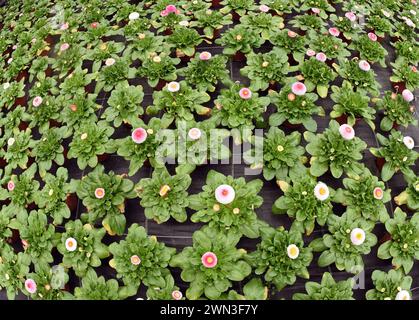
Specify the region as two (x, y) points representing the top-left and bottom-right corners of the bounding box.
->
(287, 53), (298, 66)
(13, 96), (27, 108)
(232, 11), (241, 22)
(211, 0), (221, 7)
(283, 120), (300, 129)
(379, 232), (392, 245)
(232, 51), (246, 62)
(97, 153), (109, 163)
(84, 82), (95, 93)
(26, 202), (38, 211)
(18, 121), (29, 131)
(6, 229), (20, 244)
(45, 67), (53, 77)
(66, 193), (78, 212)
(392, 122), (399, 130)
(268, 81), (278, 91)
(375, 157), (385, 172)
(44, 34), (55, 46)
(49, 119), (61, 128)
(391, 81), (406, 93)
(16, 69), (28, 82)
(155, 79), (167, 91)
(163, 28), (173, 36)
(0, 158), (6, 168)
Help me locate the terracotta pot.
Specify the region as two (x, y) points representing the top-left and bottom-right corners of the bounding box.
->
(232, 11), (241, 22)
(49, 119), (61, 128)
(232, 51), (246, 62)
(18, 121), (29, 131)
(392, 122), (399, 130)
(16, 69), (28, 82)
(163, 28), (173, 36)
(44, 34), (55, 46)
(211, 0), (221, 7)
(66, 193), (78, 212)
(13, 96), (27, 108)
(375, 157), (385, 172)
(212, 28), (221, 40)
(155, 79), (167, 91)
(45, 67), (53, 77)
(391, 81), (406, 93)
(97, 153), (109, 163)
(379, 232), (392, 244)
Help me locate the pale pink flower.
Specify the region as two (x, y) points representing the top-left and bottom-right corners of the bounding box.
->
(358, 60), (371, 71)
(368, 32), (377, 41)
(306, 49), (316, 57)
(239, 88), (252, 100)
(130, 255), (141, 265)
(403, 136), (415, 150)
(33, 96), (43, 107)
(339, 124), (355, 140)
(167, 81), (180, 93)
(316, 52), (327, 62)
(287, 30), (297, 38)
(65, 237), (77, 251)
(201, 252), (218, 268)
(350, 228), (366, 246)
(60, 43), (70, 51)
(402, 89), (414, 102)
(291, 82), (307, 96)
(91, 22), (99, 28)
(312, 8), (320, 14)
(172, 290), (183, 300)
(12, 44), (17, 50)
(7, 57), (13, 64)
(373, 187), (384, 200)
(259, 4), (270, 12)
(60, 23), (69, 30)
(199, 51), (212, 60)
(345, 12), (356, 22)
(215, 184), (235, 204)
(329, 27), (340, 37)
(131, 128), (148, 144)
(412, 66), (417, 73)
(7, 181), (15, 191)
(105, 58), (116, 66)
(160, 10), (168, 17)
(188, 128), (202, 140)
(25, 279), (37, 294)
(95, 188), (105, 199)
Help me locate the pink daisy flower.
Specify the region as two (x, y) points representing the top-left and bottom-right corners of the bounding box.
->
(259, 4), (270, 12)
(329, 27), (340, 37)
(312, 8), (320, 14)
(166, 5), (179, 14)
(33, 96), (43, 107)
(287, 30), (297, 38)
(339, 124), (355, 140)
(25, 279), (37, 294)
(131, 128), (148, 144)
(95, 187), (105, 199)
(368, 32), (377, 41)
(7, 181), (15, 191)
(172, 290), (183, 300)
(60, 23), (69, 30)
(201, 252), (218, 268)
(91, 22), (99, 29)
(215, 184), (235, 204)
(60, 43), (70, 51)
(291, 82), (307, 96)
(316, 52), (327, 62)
(239, 87), (252, 100)
(188, 128), (202, 140)
(306, 49), (316, 57)
(160, 10), (168, 17)
(130, 255), (141, 265)
(199, 51), (212, 60)
(105, 58), (116, 66)
(358, 60), (371, 71)
(345, 12), (356, 22)
(402, 89), (414, 102)
(373, 187), (384, 200)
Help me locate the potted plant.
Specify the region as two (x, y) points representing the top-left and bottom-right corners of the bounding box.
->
(213, 83), (270, 143)
(166, 26), (203, 60)
(226, 278), (268, 300)
(136, 167), (191, 224)
(0, 106), (30, 139)
(298, 56), (337, 97)
(366, 14), (393, 39)
(74, 269), (136, 300)
(125, 32), (167, 62)
(26, 95), (62, 133)
(377, 207), (418, 274)
(170, 226), (251, 300)
(330, 81), (375, 129)
(59, 68), (96, 98)
(188, 170), (264, 238)
(94, 57), (133, 93)
(123, 16), (153, 41)
(0, 79), (25, 110)
(34, 168), (72, 225)
(300, 0), (335, 15)
(393, 40), (419, 65)
(349, 34), (388, 67)
(366, 269), (413, 300)
(57, 219), (109, 277)
(394, 172), (419, 211)
(219, 0), (254, 21)
(67, 121), (115, 170)
(215, 25), (264, 61)
(269, 83), (323, 131)
(24, 264), (73, 300)
(174, 119), (231, 175)
(290, 13), (326, 34)
(247, 225), (313, 291)
(28, 56), (53, 82)
(50, 42), (84, 78)
(370, 131), (418, 181)
(310, 211), (377, 273)
(109, 224), (176, 290)
(85, 40), (125, 73)
(0, 246), (31, 300)
(152, 4), (185, 34)
(135, 53), (180, 88)
(243, 127), (306, 182)
(240, 48), (289, 91)
(307, 30), (351, 61)
(60, 93), (100, 133)
(273, 172), (335, 235)
(31, 127), (71, 177)
(3, 164), (39, 222)
(259, 0), (294, 15)
(293, 272), (354, 300)
(190, 9), (232, 39)
(29, 76), (59, 98)
(239, 11), (284, 41)
(0, 207), (14, 250)
(146, 274), (182, 300)
(148, 80), (211, 124)
(12, 210), (57, 268)
(305, 120), (367, 179)
(390, 58), (419, 92)
(101, 81), (144, 127)
(335, 58), (381, 96)
(329, 13), (361, 42)
(333, 168), (391, 223)
(70, 165), (136, 236)
(178, 52), (230, 92)
(269, 29), (307, 65)
(376, 91), (417, 131)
